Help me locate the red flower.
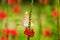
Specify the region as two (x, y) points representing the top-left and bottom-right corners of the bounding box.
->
(39, 0), (48, 4)
(11, 29), (18, 37)
(0, 11), (7, 20)
(13, 5), (21, 14)
(42, 28), (52, 37)
(3, 29), (11, 35)
(52, 10), (57, 18)
(24, 27), (30, 35)
(1, 36), (8, 40)
(29, 29), (34, 37)
(8, 0), (15, 5)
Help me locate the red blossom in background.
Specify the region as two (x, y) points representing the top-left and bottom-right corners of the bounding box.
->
(3, 29), (11, 35)
(1, 36), (8, 40)
(0, 11), (7, 20)
(8, 0), (16, 5)
(29, 29), (34, 37)
(39, 0), (48, 4)
(11, 29), (18, 37)
(42, 28), (52, 37)
(24, 27), (30, 35)
(52, 10), (58, 18)
(13, 5), (21, 14)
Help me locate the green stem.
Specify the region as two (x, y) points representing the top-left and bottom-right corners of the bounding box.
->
(5, 19), (9, 40)
(12, 36), (15, 40)
(57, 9), (60, 40)
(57, 0), (60, 40)
(27, 0), (33, 40)
(6, 35), (9, 40)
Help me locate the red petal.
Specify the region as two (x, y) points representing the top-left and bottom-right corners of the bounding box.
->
(52, 10), (57, 18)
(3, 29), (11, 35)
(24, 27), (30, 35)
(1, 36), (8, 40)
(13, 5), (21, 14)
(0, 11), (7, 20)
(29, 29), (34, 37)
(11, 29), (18, 37)
(8, 0), (15, 5)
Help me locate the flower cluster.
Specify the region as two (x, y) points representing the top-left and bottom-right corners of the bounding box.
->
(24, 27), (34, 37)
(23, 11), (29, 27)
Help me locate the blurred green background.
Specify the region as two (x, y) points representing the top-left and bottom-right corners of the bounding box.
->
(0, 0), (60, 40)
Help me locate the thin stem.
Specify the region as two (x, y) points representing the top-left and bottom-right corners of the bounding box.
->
(12, 36), (15, 40)
(57, 0), (60, 40)
(27, 0), (33, 40)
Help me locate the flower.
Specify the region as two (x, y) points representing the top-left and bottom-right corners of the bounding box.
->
(8, 0), (15, 5)
(11, 29), (18, 37)
(24, 27), (30, 35)
(1, 36), (8, 40)
(39, 0), (48, 4)
(0, 11), (7, 20)
(29, 29), (34, 37)
(13, 5), (21, 14)
(52, 10), (57, 18)
(23, 11), (29, 27)
(42, 28), (52, 36)
(24, 28), (34, 37)
(3, 29), (11, 35)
